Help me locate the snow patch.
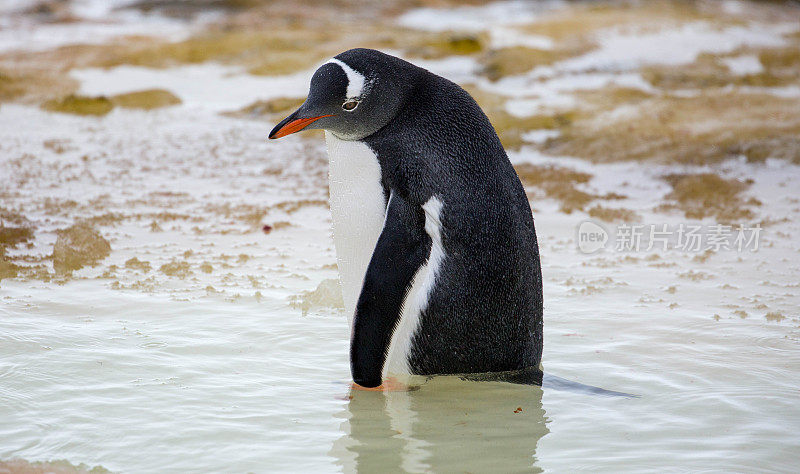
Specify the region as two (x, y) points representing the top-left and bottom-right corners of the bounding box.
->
(397, 0), (562, 32)
(557, 23), (788, 73)
(721, 55), (764, 75)
(72, 64), (316, 112)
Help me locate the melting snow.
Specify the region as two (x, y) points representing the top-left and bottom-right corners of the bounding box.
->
(721, 55), (764, 75)
(397, 1), (562, 32)
(72, 64), (316, 112)
(557, 23), (789, 73)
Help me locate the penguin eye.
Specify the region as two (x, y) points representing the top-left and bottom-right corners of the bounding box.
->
(342, 100), (359, 111)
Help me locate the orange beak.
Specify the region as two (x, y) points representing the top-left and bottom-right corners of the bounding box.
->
(268, 115), (332, 139)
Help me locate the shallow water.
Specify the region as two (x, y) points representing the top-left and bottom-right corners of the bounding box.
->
(3, 204), (799, 472)
(2, 1), (800, 472)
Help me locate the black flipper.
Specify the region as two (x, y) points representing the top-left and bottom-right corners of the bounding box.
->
(350, 192), (431, 388)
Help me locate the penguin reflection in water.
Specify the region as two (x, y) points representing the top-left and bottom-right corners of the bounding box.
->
(270, 48), (542, 389)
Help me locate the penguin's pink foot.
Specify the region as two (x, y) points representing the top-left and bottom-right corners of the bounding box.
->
(350, 376), (408, 392)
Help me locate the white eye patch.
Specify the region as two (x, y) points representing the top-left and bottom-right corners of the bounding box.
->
(326, 58), (366, 99)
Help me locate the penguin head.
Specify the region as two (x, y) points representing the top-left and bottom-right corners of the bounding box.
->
(269, 49), (419, 141)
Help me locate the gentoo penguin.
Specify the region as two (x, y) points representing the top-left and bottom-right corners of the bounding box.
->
(269, 48), (543, 388)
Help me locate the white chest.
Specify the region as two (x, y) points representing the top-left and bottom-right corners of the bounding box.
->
(325, 131), (387, 327)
